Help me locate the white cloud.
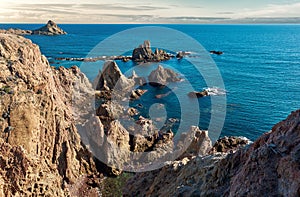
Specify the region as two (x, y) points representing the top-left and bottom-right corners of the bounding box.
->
(232, 2), (300, 18)
(0, 1), (300, 23)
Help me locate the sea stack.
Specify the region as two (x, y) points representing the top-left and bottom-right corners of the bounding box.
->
(32, 20), (67, 35)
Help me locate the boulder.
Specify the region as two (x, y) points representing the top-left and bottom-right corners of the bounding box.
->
(188, 90), (209, 98)
(176, 51), (191, 59)
(210, 50), (223, 55)
(127, 107), (139, 117)
(130, 89), (147, 100)
(210, 136), (251, 153)
(148, 65), (181, 87)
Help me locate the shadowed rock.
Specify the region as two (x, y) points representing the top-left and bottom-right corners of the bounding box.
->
(123, 110), (300, 196)
(132, 40), (173, 62)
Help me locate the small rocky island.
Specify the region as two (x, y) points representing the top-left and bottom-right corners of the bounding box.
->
(0, 20), (67, 36)
(132, 40), (174, 62)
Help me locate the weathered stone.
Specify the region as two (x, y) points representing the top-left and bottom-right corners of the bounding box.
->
(132, 40), (172, 63)
(93, 61), (134, 93)
(188, 90), (209, 98)
(0, 33), (99, 196)
(0, 20), (67, 36)
(123, 110), (300, 197)
(148, 65), (181, 87)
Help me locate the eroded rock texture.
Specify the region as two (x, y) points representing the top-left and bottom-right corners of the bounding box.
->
(0, 34), (99, 196)
(123, 110), (300, 197)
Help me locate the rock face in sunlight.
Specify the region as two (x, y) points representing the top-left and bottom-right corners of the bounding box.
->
(148, 65), (181, 87)
(0, 20), (67, 36)
(132, 40), (173, 62)
(123, 110), (300, 196)
(0, 33), (98, 196)
(32, 20), (67, 35)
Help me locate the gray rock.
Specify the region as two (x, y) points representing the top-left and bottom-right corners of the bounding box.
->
(148, 65), (181, 87)
(93, 61), (134, 92)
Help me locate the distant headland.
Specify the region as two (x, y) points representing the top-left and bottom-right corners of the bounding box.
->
(0, 20), (67, 36)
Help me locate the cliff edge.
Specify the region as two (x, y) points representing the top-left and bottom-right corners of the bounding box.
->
(0, 34), (98, 196)
(123, 109), (300, 196)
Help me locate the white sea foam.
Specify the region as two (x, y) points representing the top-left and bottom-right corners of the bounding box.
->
(204, 87), (226, 96)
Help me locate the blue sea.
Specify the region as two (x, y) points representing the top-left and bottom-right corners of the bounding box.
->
(1, 24), (299, 141)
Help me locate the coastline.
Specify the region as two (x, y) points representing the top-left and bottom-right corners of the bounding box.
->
(0, 29), (299, 196)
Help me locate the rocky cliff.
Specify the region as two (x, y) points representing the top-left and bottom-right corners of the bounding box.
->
(0, 34), (99, 196)
(123, 110), (300, 196)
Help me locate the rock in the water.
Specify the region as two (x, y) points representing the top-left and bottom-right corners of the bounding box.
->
(148, 65), (181, 87)
(132, 40), (172, 62)
(0, 28), (32, 35)
(32, 20), (67, 35)
(129, 71), (147, 86)
(93, 61), (134, 92)
(130, 89), (147, 100)
(176, 51), (191, 59)
(127, 107), (139, 117)
(188, 90), (209, 98)
(0, 20), (67, 36)
(210, 50), (223, 55)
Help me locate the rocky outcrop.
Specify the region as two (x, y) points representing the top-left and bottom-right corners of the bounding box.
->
(32, 20), (67, 35)
(93, 61), (134, 92)
(210, 136), (250, 153)
(132, 40), (173, 62)
(0, 33), (99, 196)
(176, 51), (191, 59)
(0, 28), (32, 35)
(130, 89), (147, 100)
(123, 110), (300, 196)
(148, 65), (181, 87)
(188, 90), (209, 98)
(129, 71), (146, 86)
(210, 50), (223, 55)
(0, 20), (67, 36)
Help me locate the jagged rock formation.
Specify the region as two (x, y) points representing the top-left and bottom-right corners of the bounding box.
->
(0, 34), (99, 196)
(93, 61), (134, 92)
(132, 40), (173, 62)
(123, 110), (300, 196)
(32, 20), (67, 35)
(148, 65), (181, 87)
(0, 20), (67, 36)
(129, 71), (146, 86)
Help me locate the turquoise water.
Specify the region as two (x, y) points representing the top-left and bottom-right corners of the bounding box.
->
(1, 24), (299, 140)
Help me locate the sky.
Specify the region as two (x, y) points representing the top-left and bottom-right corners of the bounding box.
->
(0, 0), (300, 23)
